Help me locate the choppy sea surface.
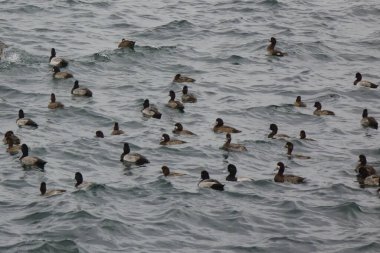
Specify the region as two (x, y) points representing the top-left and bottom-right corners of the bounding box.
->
(1, 0), (380, 252)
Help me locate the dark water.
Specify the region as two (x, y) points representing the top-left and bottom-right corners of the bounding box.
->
(1, 0), (380, 252)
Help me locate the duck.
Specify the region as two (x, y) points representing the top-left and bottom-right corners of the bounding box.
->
(0, 41), (7, 60)
(118, 39), (135, 49)
(221, 133), (247, 152)
(225, 164), (252, 182)
(181, 86), (197, 103)
(267, 37), (287, 57)
(299, 130), (315, 141)
(71, 80), (92, 97)
(16, 109), (38, 128)
(6, 136), (20, 155)
(49, 48), (68, 67)
(267, 123), (289, 139)
(173, 74), (195, 83)
(353, 73), (378, 88)
(361, 109), (378, 129)
(95, 131), (104, 138)
(111, 122), (124, 135)
(313, 102), (335, 116)
(356, 167), (380, 187)
(274, 162), (305, 184)
(40, 182), (66, 197)
(142, 99), (162, 119)
(285, 142), (311, 159)
(160, 133), (186, 145)
(120, 143), (149, 165)
(48, 93), (64, 109)
(161, 166), (185, 177)
(213, 118), (241, 134)
(3, 131), (20, 145)
(75, 172), (94, 190)
(294, 96), (306, 107)
(52, 66), (73, 79)
(19, 144), (47, 169)
(172, 123), (195, 136)
(198, 170), (224, 191)
(167, 90), (184, 112)
(355, 154), (376, 175)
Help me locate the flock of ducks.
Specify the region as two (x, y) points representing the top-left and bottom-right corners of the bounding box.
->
(1, 37), (379, 196)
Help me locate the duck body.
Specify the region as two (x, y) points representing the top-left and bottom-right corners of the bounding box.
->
(160, 134), (186, 146)
(19, 144), (47, 169)
(161, 166), (185, 177)
(285, 142), (311, 160)
(355, 155), (376, 175)
(71, 80), (92, 97)
(52, 66), (73, 79)
(274, 162), (304, 184)
(213, 118), (241, 134)
(40, 182), (66, 197)
(3, 131), (20, 145)
(16, 110), (38, 128)
(267, 37), (287, 57)
(142, 99), (162, 119)
(48, 93), (64, 109)
(181, 86), (197, 103)
(198, 171), (224, 191)
(354, 73), (378, 88)
(75, 172), (95, 190)
(118, 39), (135, 49)
(225, 164), (252, 182)
(299, 130), (315, 141)
(111, 122), (124, 135)
(294, 96), (306, 107)
(173, 74), (195, 83)
(221, 133), (247, 152)
(313, 102), (335, 116)
(267, 124), (289, 139)
(6, 137), (20, 155)
(172, 123), (195, 136)
(120, 143), (149, 165)
(167, 90), (184, 111)
(49, 48), (68, 68)
(357, 166), (379, 187)
(361, 109), (378, 129)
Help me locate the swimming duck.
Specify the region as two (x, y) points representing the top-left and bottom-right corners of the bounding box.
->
(19, 144), (47, 169)
(361, 109), (378, 129)
(167, 90), (185, 112)
(181, 86), (197, 103)
(294, 96), (306, 107)
(313, 102), (335, 116)
(161, 166), (185, 177)
(118, 39), (135, 49)
(274, 162), (304, 184)
(267, 37), (287, 57)
(16, 109), (38, 128)
(120, 143), (149, 165)
(213, 118), (241, 134)
(3, 131), (20, 145)
(198, 170), (224, 191)
(353, 73), (378, 88)
(267, 124), (289, 139)
(111, 122), (124, 135)
(355, 154), (376, 175)
(225, 164), (252, 182)
(48, 93), (64, 109)
(95, 131), (104, 138)
(173, 74), (195, 83)
(356, 167), (380, 187)
(6, 136), (20, 155)
(49, 48), (68, 67)
(221, 133), (247, 152)
(52, 66), (73, 79)
(75, 172), (94, 189)
(285, 142), (311, 159)
(299, 130), (315, 141)
(40, 182), (66, 197)
(172, 123), (195, 136)
(71, 80), (92, 97)
(142, 99), (162, 119)
(160, 133), (186, 145)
